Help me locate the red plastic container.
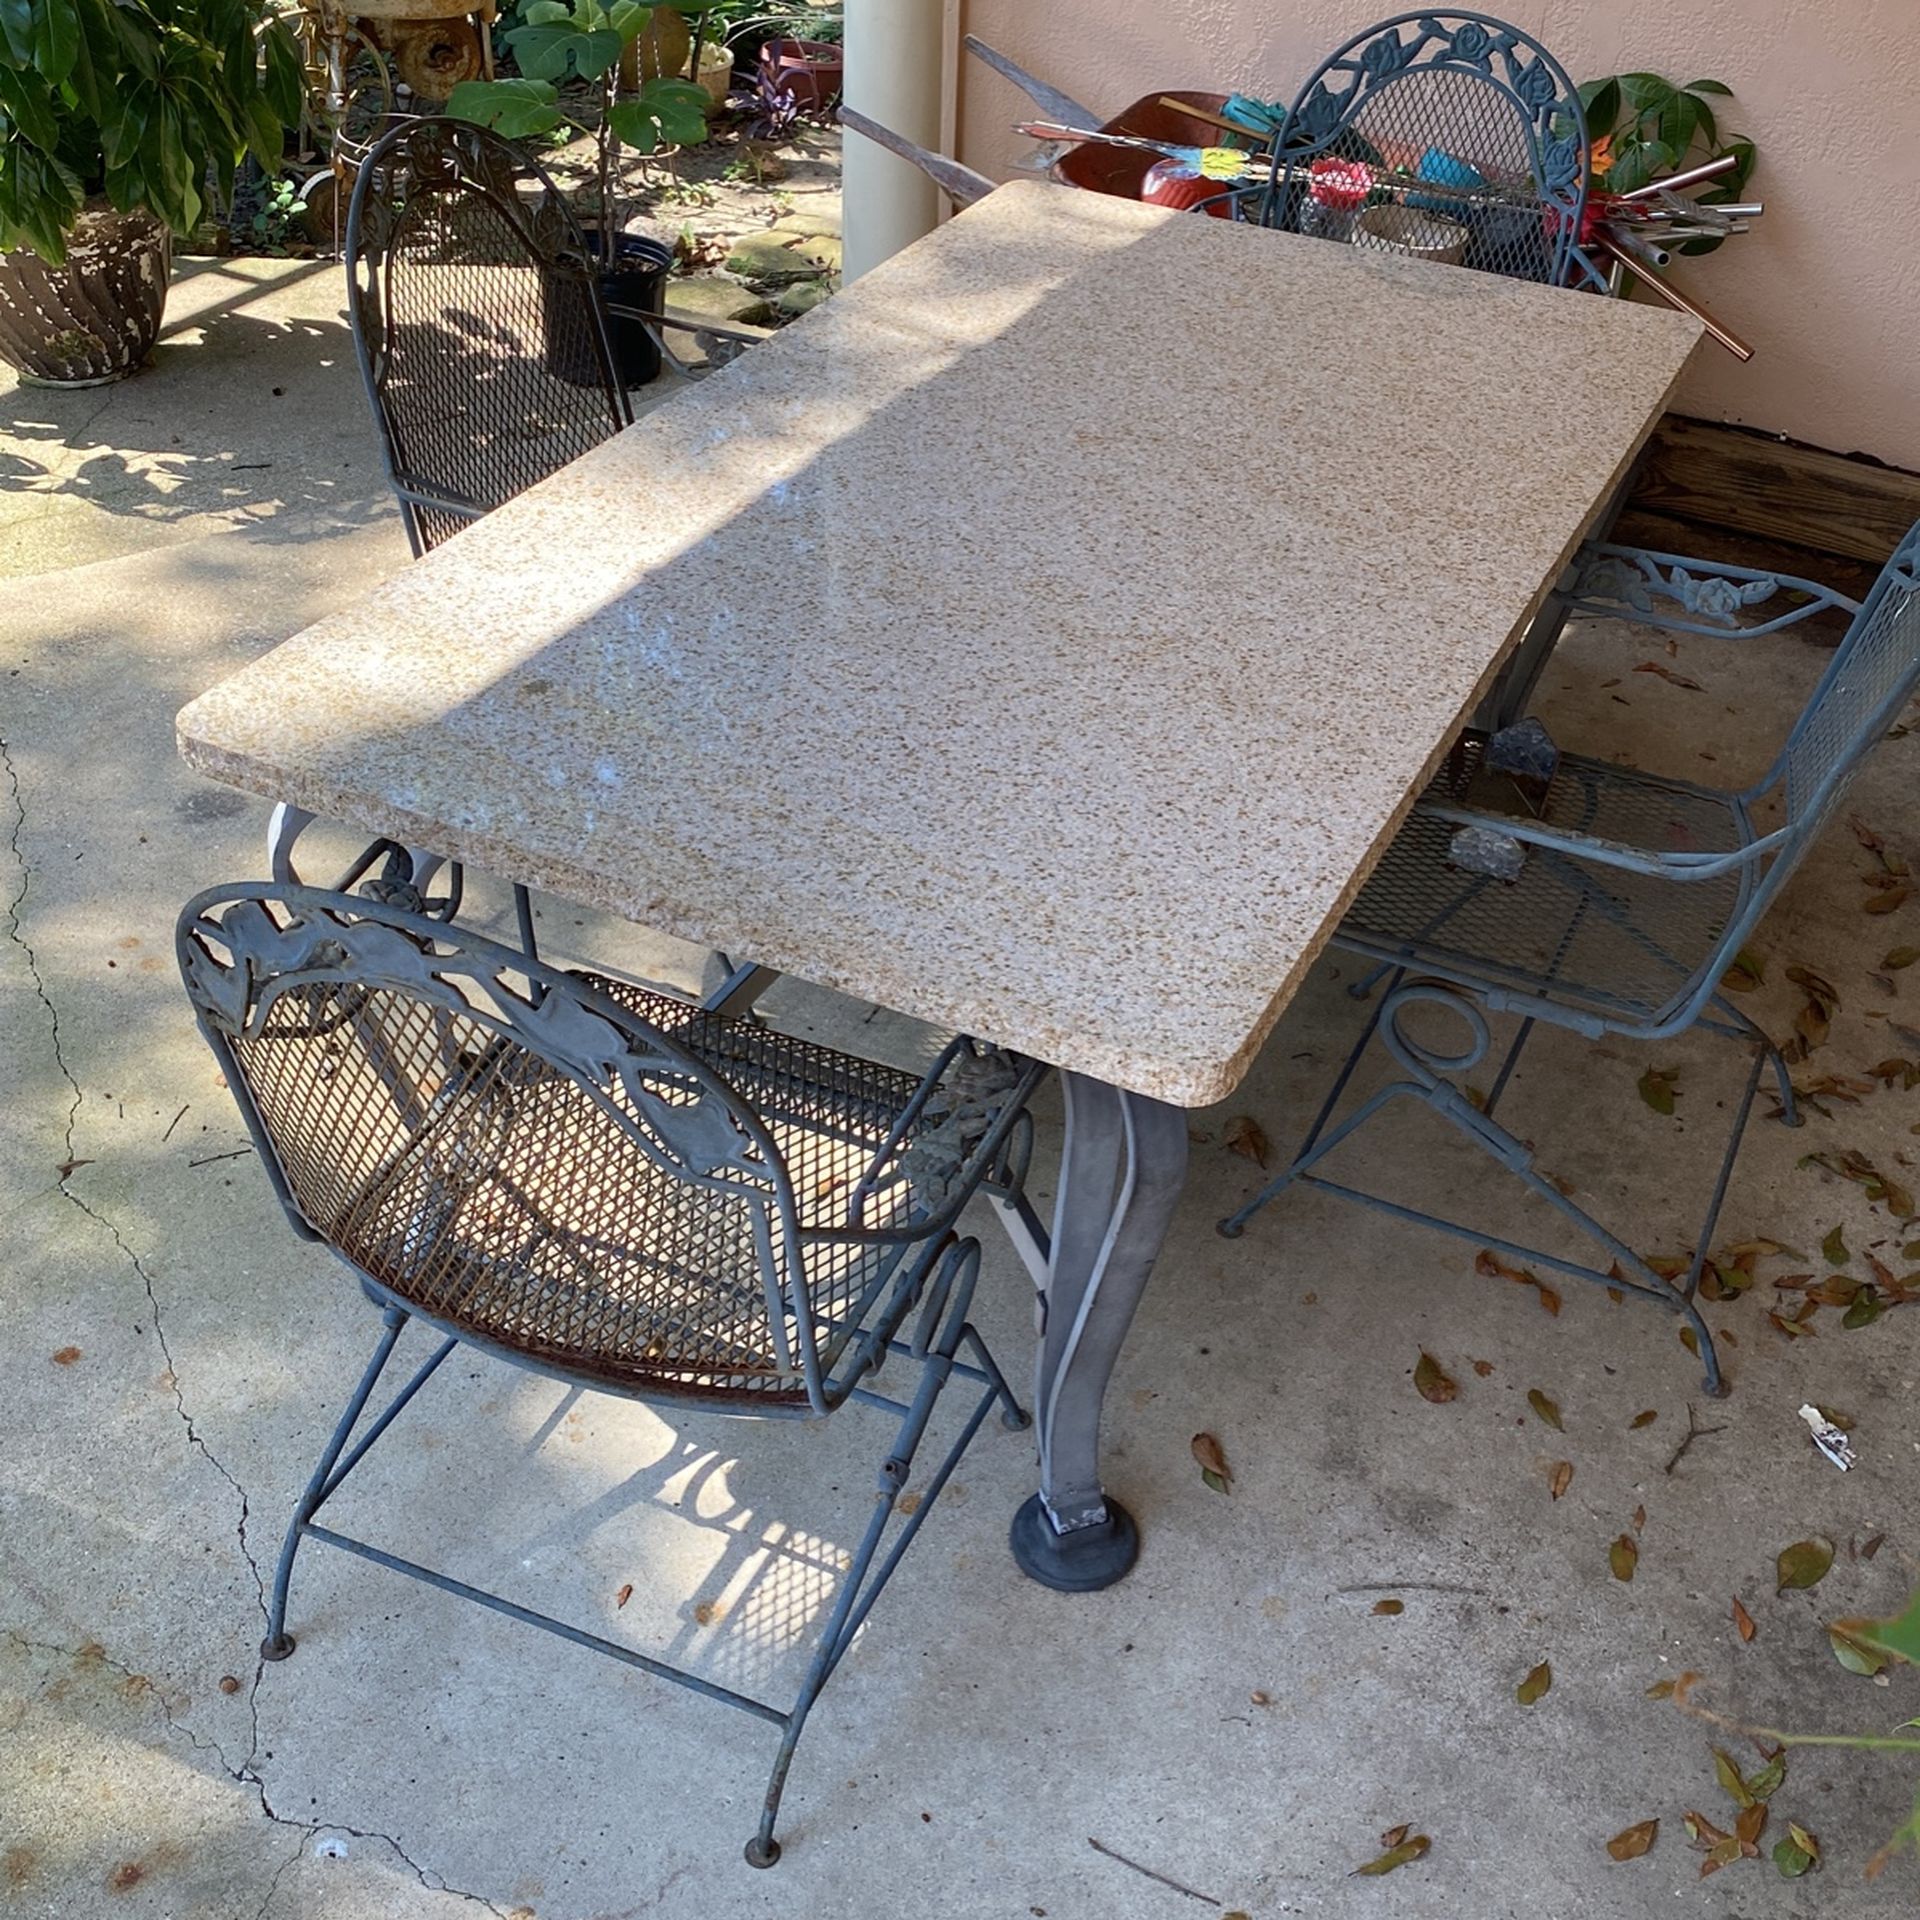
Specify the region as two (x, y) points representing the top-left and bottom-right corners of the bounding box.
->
(1141, 158), (1236, 217)
(1052, 90), (1236, 200)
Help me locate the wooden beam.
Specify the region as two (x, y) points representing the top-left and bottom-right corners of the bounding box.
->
(1628, 414), (1920, 567)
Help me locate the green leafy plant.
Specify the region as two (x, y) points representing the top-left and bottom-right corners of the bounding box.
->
(1678, 1583), (1920, 1879)
(249, 173), (309, 256)
(0, 0), (303, 262)
(1578, 72), (1756, 253)
(448, 1), (709, 231)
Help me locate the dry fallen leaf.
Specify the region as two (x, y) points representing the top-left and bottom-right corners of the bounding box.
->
(1527, 1388), (1563, 1431)
(1222, 1115), (1270, 1168)
(1732, 1596), (1756, 1642)
(615, 1583), (633, 1609)
(1354, 1834), (1430, 1876)
(1633, 661), (1703, 690)
(1191, 1431), (1232, 1494)
(1380, 1823), (1409, 1849)
(1414, 1351), (1457, 1404)
(1629, 1408), (1658, 1429)
(1638, 1066), (1680, 1115)
(1713, 1748), (1756, 1810)
(1607, 1819), (1659, 1861)
(51, 1346), (81, 1366)
(1249, 1689), (1272, 1707)
(1548, 1460), (1573, 1500)
(1516, 1660), (1552, 1706)
(54, 1158), (92, 1180)
(1610, 1534), (1638, 1582)
(1776, 1536), (1835, 1594)
(1773, 1822), (1820, 1879)
(1471, 1358), (1495, 1376)
(1373, 1598), (1404, 1616)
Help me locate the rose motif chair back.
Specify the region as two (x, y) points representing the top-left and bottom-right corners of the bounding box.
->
(1258, 11), (1601, 288)
(176, 883), (1044, 1866)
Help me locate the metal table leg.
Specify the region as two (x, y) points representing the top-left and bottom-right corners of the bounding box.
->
(996, 1072), (1188, 1591)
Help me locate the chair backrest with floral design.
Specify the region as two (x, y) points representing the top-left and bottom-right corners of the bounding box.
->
(1262, 11), (1599, 289)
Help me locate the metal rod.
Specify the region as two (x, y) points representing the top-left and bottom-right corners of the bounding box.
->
(300, 1525), (791, 1725)
(963, 33), (1096, 127)
(1604, 224), (1672, 270)
(1594, 234), (1754, 360)
(1618, 152), (1739, 200)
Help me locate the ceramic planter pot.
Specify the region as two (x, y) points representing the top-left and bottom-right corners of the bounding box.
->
(759, 37), (842, 115)
(0, 207), (171, 387)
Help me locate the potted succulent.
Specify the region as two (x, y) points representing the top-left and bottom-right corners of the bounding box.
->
(449, 1), (710, 384)
(0, 0), (304, 386)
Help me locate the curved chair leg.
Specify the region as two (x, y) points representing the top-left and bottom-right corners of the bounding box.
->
(261, 1304), (411, 1659)
(1221, 983), (1727, 1395)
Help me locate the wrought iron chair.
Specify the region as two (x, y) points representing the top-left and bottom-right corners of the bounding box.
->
(345, 115), (632, 557)
(178, 883), (1045, 1867)
(1220, 520), (1920, 1394)
(1244, 11), (1603, 290)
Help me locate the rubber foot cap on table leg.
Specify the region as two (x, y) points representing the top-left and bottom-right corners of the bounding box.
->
(744, 1836), (781, 1868)
(260, 1633), (296, 1662)
(1009, 1494), (1138, 1592)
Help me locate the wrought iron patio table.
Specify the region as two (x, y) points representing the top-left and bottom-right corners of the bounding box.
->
(175, 180), (1701, 1590)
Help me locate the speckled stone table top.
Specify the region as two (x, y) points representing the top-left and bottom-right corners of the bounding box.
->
(177, 180), (1700, 1106)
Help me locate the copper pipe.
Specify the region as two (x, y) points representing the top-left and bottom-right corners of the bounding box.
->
(1595, 234), (1754, 360)
(1618, 153), (1739, 201)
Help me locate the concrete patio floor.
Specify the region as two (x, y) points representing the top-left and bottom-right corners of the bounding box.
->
(6, 257), (1920, 1920)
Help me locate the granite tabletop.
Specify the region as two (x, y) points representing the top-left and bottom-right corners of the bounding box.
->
(176, 180), (1701, 1107)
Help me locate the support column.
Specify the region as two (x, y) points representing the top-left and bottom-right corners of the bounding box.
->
(841, 0), (944, 281)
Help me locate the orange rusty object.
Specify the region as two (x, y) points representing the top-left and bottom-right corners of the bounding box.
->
(1052, 91), (1238, 201)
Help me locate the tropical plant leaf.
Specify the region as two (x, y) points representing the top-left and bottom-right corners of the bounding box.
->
(447, 76), (566, 138)
(1832, 1590), (1920, 1669)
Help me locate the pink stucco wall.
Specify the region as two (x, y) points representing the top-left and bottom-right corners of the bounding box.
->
(954, 1), (1920, 468)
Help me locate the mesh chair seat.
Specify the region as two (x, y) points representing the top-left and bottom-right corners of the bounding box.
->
(1343, 740), (1750, 1027)
(181, 887), (1039, 1863)
(230, 969), (971, 1409)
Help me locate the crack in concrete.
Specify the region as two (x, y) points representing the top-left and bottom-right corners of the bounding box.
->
(2, 740), (508, 1920)
(5, 1628), (510, 1916)
(4, 729), (269, 1630)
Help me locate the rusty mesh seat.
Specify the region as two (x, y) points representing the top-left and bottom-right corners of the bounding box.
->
(179, 883), (1044, 1866)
